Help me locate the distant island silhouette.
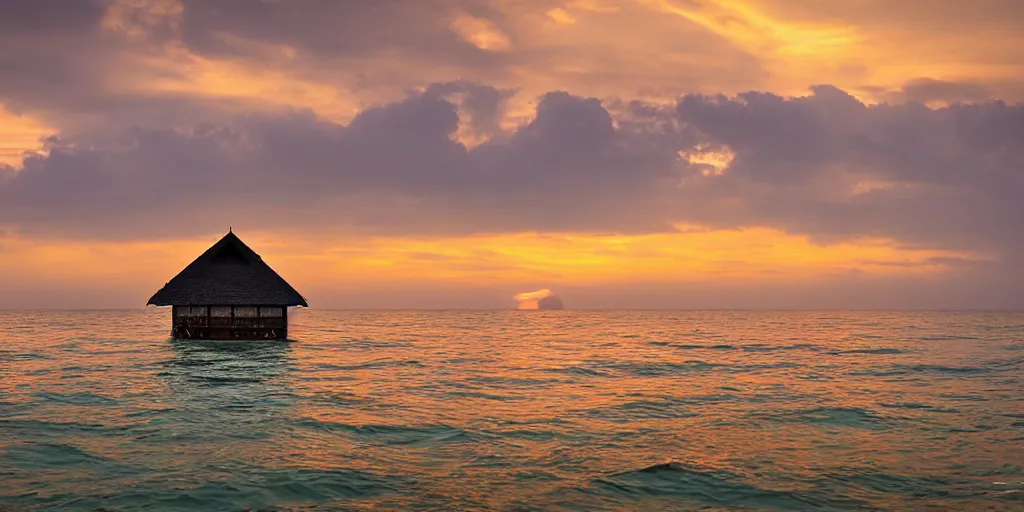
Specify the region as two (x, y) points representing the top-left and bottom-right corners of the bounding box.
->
(537, 295), (565, 310)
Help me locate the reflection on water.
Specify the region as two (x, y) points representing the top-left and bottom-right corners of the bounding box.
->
(1, 309), (1023, 511)
(163, 339), (294, 391)
(157, 340), (296, 450)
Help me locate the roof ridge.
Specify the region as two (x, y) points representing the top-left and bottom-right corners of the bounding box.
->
(147, 230), (307, 307)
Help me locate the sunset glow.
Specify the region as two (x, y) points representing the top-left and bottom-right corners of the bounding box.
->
(0, 0), (1021, 309)
(3, 5), (1022, 510)
(0, 226), (983, 309)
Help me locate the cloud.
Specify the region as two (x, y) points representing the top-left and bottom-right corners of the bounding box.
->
(514, 288), (564, 309)
(0, 0), (107, 35)
(0, 86), (686, 239)
(674, 86), (1024, 260)
(514, 289), (555, 302)
(866, 78), (996, 105)
(0, 0), (770, 140)
(2, 84), (1022, 270)
(900, 78), (993, 104)
(178, 0), (499, 60)
(2, 1), (1024, 307)
(4, 0), (1021, 147)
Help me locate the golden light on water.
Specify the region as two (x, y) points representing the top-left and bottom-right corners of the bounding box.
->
(3, 310), (1022, 509)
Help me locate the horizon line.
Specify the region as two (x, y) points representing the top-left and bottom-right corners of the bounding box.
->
(1, 307), (1022, 313)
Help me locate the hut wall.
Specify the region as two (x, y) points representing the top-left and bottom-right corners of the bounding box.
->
(236, 306), (257, 317)
(171, 304), (288, 339)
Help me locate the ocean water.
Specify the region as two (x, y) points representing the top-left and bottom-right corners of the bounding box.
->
(1, 310), (1022, 511)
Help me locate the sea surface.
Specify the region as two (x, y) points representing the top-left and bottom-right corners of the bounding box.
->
(1, 310), (1023, 511)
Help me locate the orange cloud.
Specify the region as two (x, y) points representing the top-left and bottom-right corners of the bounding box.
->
(451, 14), (512, 52)
(514, 288), (555, 309)
(650, 0), (860, 58)
(15, 0), (1009, 141)
(546, 8), (577, 25)
(0, 106), (53, 167)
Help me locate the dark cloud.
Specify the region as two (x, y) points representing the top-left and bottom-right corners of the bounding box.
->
(1, 77), (1022, 305)
(871, 78), (996, 105)
(0, 86), (684, 239)
(674, 86), (1024, 260)
(423, 82), (515, 140)
(0, 0), (768, 135)
(3, 84), (1022, 262)
(0, 0), (106, 35)
(901, 78), (992, 104)
(178, 0), (502, 63)
(0, 0), (205, 132)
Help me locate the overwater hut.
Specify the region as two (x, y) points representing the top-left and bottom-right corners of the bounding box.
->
(147, 230), (307, 340)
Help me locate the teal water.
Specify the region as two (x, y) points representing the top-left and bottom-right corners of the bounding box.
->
(1, 310), (1022, 511)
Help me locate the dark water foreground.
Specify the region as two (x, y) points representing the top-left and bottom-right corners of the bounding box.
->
(1, 310), (1022, 511)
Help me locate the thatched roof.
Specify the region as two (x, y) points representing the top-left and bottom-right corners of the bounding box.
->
(147, 231), (308, 307)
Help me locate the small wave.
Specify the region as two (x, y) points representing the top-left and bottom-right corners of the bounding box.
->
(918, 335), (981, 341)
(0, 419), (119, 437)
(446, 390), (521, 401)
(752, 407), (890, 430)
(310, 392), (371, 406)
(922, 424), (998, 433)
(821, 468), (957, 501)
(9, 353), (54, 361)
(582, 399), (700, 422)
(852, 364), (992, 377)
(186, 374), (270, 384)
(315, 359), (424, 371)
(594, 462), (823, 510)
(896, 364), (990, 374)
(939, 393), (990, 402)
(741, 343), (819, 352)
(543, 366), (611, 377)
(484, 427), (570, 442)
(606, 360), (722, 376)
(440, 357), (497, 365)
(839, 348), (907, 355)
(251, 468), (404, 501)
(122, 407), (177, 418)
(468, 375), (553, 387)
(650, 343), (737, 350)
(878, 403), (959, 413)
(725, 361), (804, 373)
(106, 468), (405, 511)
(2, 442), (111, 469)
(35, 391), (118, 406)
(295, 418), (479, 446)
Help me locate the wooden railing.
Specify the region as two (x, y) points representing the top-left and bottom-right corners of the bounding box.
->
(174, 317), (285, 329)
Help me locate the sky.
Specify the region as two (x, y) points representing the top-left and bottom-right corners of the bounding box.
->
(0, 0), (1022, 309)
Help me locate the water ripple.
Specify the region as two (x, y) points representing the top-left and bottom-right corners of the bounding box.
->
(0, 309), (1021, 511)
